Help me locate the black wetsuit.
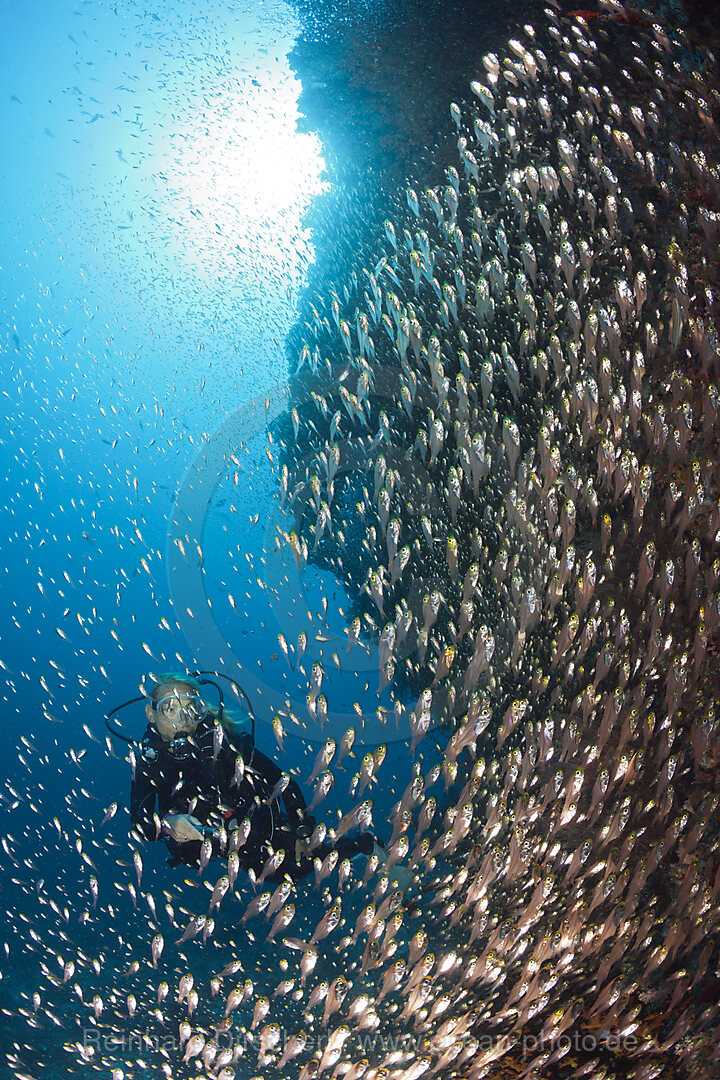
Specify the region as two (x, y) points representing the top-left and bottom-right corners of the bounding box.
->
(129, 717), (373, 881)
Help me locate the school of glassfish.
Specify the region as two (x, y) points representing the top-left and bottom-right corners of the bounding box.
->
(3, 0), (720, 1078)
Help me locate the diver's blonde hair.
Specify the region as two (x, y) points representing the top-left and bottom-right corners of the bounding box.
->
(145, 672), (202, 704)
(145, 672), (252, 741)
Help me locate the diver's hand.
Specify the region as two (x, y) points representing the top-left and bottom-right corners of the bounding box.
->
(163, 813), (204, 843)
(294, 823), (312, 863)
(295, 838), (309, 862)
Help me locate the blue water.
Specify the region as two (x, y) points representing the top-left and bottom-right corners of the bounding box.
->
(0, 0), (325, 731)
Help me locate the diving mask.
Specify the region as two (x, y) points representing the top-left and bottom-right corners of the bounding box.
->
(154, 691), (209, 728)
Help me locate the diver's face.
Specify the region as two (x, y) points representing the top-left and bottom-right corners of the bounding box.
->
(146, 683), (207, 742)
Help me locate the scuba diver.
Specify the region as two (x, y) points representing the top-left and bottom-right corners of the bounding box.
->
(110, 672), (379, 883)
